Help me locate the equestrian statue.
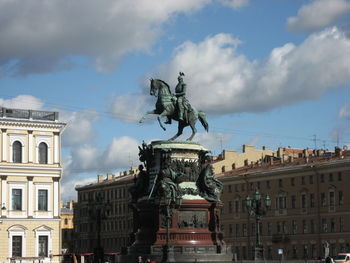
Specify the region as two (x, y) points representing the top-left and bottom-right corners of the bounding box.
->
(139, 72), (208, 141)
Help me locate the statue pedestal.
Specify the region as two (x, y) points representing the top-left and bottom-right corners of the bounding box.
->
(120, 141), (232, 263)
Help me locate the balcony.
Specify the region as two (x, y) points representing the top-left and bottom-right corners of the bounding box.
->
(0, 107), (58, 121)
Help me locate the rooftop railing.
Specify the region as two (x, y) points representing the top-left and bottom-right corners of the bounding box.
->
(0, 107), (59, 121)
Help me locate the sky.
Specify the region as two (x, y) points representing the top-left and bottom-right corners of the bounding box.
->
(1, 0), (350, 201)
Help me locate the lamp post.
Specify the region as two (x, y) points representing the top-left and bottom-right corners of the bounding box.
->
(88, 192), (111, 263)
(245, 189), (271, 262)
(162, 195), (182, 263)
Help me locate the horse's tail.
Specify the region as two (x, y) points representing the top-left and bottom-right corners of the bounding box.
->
(198, 111), (209, 132)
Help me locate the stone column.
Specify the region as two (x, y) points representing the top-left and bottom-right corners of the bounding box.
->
(1, 129), (7, 162)
(53, 132), (60, 164)
(53, 177), (60, 217)
(1, 176), (7, 217)
(27, 177), (34, 218)
(28, 131), (33, 163)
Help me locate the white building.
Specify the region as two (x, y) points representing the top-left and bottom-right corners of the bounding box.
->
(0, 107), (65, 262)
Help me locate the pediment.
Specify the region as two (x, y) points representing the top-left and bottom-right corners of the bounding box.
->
(33, 225), (53, 232)
(8, 224), (28, 232)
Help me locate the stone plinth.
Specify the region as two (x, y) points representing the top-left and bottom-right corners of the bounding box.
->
(119, 141), (232, 263)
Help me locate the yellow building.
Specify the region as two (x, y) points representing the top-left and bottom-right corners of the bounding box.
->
(61, 201), (75, 253)
(0, 107), (65, 263)
(211, 145), (276, 174)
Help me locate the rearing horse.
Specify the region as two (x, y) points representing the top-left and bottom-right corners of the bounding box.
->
(139, 78), (208, 141)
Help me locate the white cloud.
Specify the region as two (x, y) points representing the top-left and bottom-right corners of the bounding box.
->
(65, 136), (140, 174)
(0, 0), (210, 77)
(339, 104), (350, 119)
(286, 0), (350, 32)
(0, 95), (44, 110)
(61, 110), (99, 146)
(192, 131), (233, 151)
(156, 28), (350, 115)
(109, 93), (152, 123)
(219, 0), (249, 9)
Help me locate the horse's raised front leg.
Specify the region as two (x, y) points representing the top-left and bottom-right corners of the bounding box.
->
(139, 109), (156, 123)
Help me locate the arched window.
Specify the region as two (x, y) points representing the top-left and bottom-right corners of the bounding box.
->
(12, 141), (22, 163)
(38, 142), (48, 164)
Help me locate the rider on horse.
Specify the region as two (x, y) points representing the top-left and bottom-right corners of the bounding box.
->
(165, 72), (188, 124)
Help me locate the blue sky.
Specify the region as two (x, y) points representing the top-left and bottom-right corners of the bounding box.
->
(1, 0), (350, 200)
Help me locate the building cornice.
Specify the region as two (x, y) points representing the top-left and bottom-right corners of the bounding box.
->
(0, 119), (66, 131)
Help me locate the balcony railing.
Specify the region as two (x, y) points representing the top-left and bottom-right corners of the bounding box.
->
(0, 107), (58, 121)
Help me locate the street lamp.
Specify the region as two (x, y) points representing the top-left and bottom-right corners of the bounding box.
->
(162, 195), (182, 263)
(88, 192), (111, 263)
(245, 189), (271, 262)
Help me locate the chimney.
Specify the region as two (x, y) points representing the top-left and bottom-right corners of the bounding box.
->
(107, 173), (114, 180)
(262, 146), (266, 151)
(97, 174), (104, 183)
(243, 144), (247, 153)
(277, 147), (283, 158)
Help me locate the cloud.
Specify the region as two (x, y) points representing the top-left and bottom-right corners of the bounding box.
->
(219, 0), (249, 9)
(61, 110), (99, 146)
(0, 95), (44, 110)
(192, 131), (233, 151)
(65, 135), (140, 174)
(156, 28), (350, 115)
(338, 104), (350, 119)
(0, 0), (210, 77)
(286, 0), (350, 32)
(109, 93), (152, 123)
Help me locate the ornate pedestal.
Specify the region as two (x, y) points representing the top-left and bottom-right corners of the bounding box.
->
(120, 141), (232, 263)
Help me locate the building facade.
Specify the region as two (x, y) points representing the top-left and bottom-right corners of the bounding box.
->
(61, 201), (75, 253)
(219, 148), (349, 261)
(0, 107), (65, 262)
(74, 170), (135, 255)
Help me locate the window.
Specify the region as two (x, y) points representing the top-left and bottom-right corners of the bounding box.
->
(266, 180), (270, 189)
(279, 179), (283, 187)
(310, 219), (316, 234)
(12, 236), (22, 257)
(221, 166), (225, 173)
(267, 222), (272, 235)
(330, 218), (335, 232)
(329, 191), (335, 207)
(309, 175), (314, 184)
(291, 177), (295, 186)
(322, 218), (328, 233)
(301, 194), (307, 209)
(310, 193), (315, 208)
(291, 195), (296, 209)
(302, 220), (307, 233)
(13, 141), (22, 163)
(243, 224), (247, 236)
(329, 173), (333, 182)
(228, 201), (232, 213)
(38, 236), (48, 257)
(64, 218), (68, 225)
(339, 191), (344, 205)
(292, 220), (297, 234)
(228, 185), (232, 193)
(235, 200), (240, 213)
(38, 142), (48, 164)
(12, 189), (22, 210)
(320, 174), (324, 183)
(321, 193), (326, 206)
(338, 172), (342, 181)
(235, 224), (240, 237)
(301, 176), (305, 185)
(277, 196), (286, 209)
(340, 217), (344, 232)
(38, 189), (48, 211)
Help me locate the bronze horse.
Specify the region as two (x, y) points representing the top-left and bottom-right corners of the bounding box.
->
(139, 79), (208, 141)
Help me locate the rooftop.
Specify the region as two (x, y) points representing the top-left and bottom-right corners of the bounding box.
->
(0, 107), (59, 121)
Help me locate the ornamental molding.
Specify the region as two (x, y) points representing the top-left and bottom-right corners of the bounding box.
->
(0, 119), (66, 130)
